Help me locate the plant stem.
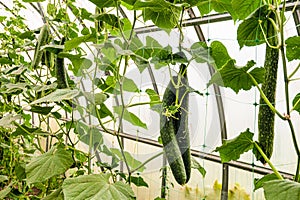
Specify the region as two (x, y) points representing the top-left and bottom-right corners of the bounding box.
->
(254, 142), (283, 180)
(126, 101), (162, 108)
(288, 63), (300, 80)
(248, 73), (285, 120)
(277, 0), (300, 181)
(130, 151), (163, 173)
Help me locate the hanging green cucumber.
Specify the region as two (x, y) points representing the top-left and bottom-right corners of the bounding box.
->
(31, 25), (49, 69)
(257, 12), (279, 164)
(55, 37), (69, 89)
(174, 64), (191, 182)
(160, 64), (191, 185)
(160, 79), (186, 185)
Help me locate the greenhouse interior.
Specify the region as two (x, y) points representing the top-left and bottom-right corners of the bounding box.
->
(0, 0), (300, 199)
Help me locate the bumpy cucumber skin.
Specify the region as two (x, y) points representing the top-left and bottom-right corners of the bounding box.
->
(31, 25), (49, 69)
(175, 65), (191, 182)
(55, 56), (68, 89)
(258, 13), (279, 164)
(55, 38), (69, 89)
(160, 64), (191, 185)
(161, 81), (187, 185)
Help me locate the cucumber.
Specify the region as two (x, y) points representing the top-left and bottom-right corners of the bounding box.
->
(160, 64), (191, 185)
(175, 64), (191, 182)
(55, 37), (68, 89)
(160, 80), (187, 185)
(31, 25), (49, 69)
(257, 12), (279, 164)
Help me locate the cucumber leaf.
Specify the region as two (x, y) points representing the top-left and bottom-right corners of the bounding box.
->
(237, 5), (269, 48)
(93, 14), (122, 29)
(129, 176), (149, 187)
(190, 42), (213, 64)
(88, 0), (115, 8)
(42, 187), (64, 200)
(208, 59), (265, 93)
(210, 41), (232, 69)
(58, 53), (92, 75)
(64, 34), (95, 51)
(286, 36), (300, 61)
(134, 0), (181, 29)
(232, 0), (261, 20)
(215, 129), (254, 162)
(292, 93), (300, 114)
(26, 145), (73, 184)
(113, 106), (147, 129)
(191, 157), (206, 177)
(110, 148), (146, 172)
(30, 105), (54, 115)
(30, 89), (80, 104)
(0, 183), (13, 199)
(254, 173), (278, 191)
(62, 174), (135, 200)
(263, 180), (300, 200)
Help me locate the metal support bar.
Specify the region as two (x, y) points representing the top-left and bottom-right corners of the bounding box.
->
(187, 8), (229, 200)
(293, 8), (300, 35)
(110, 130), (294, 180)
(134, 1), (300, 34)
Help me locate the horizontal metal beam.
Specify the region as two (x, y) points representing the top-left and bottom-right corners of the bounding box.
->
(105, 129), (294, 180)
(135, 1), (299, 34)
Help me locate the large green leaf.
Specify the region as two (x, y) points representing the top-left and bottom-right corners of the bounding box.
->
(30, 89), (79, 104)
(263, 179), (300, 200)
(210, 41), (231, 69)
(254, 173), (278, 191)
(215, 129), (254, 162)
(208, 59), (265, 93)
(75, 121), (103, 146)
(118, 77), (140, 92)
(134, 0), (181, 29)
(0, 114), (21, 128)
(232, 0), (261, 20)
(237, 6), (269, 48)
(0, 183), (12, 199)
(62, 174), (135, 200)
(113, 106), (147, 129)
(29, 105), (54, 115)
(129, 176), (149, 187)
(286, 36), (300, 61)
(88, 0), (115, 8)
(83, 92), (108, 105)
(197, 2), (213, 16)
(26, 146), (73, 184)
(293, 93), (300, 114)
(197, 0), (237, 20)
(110, 148), (146, 172)
(58, 53), (92, 75)
(42, 188), (64, 200)
(143, 8), (181, 29)
(190, 42), (212, 64)
(93, 14), (121, 29)
(64, 34), (95, 51)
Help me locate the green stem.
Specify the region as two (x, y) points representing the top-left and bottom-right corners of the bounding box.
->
(87, 127), (92, 174)
(126, 101), (162, 108)
(277, 0), (300, 181)
(288, 63), (300, 80)
(130, 151), (163, 173)
(248, 73), (285, 120)
(254, 142), (283, 180)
